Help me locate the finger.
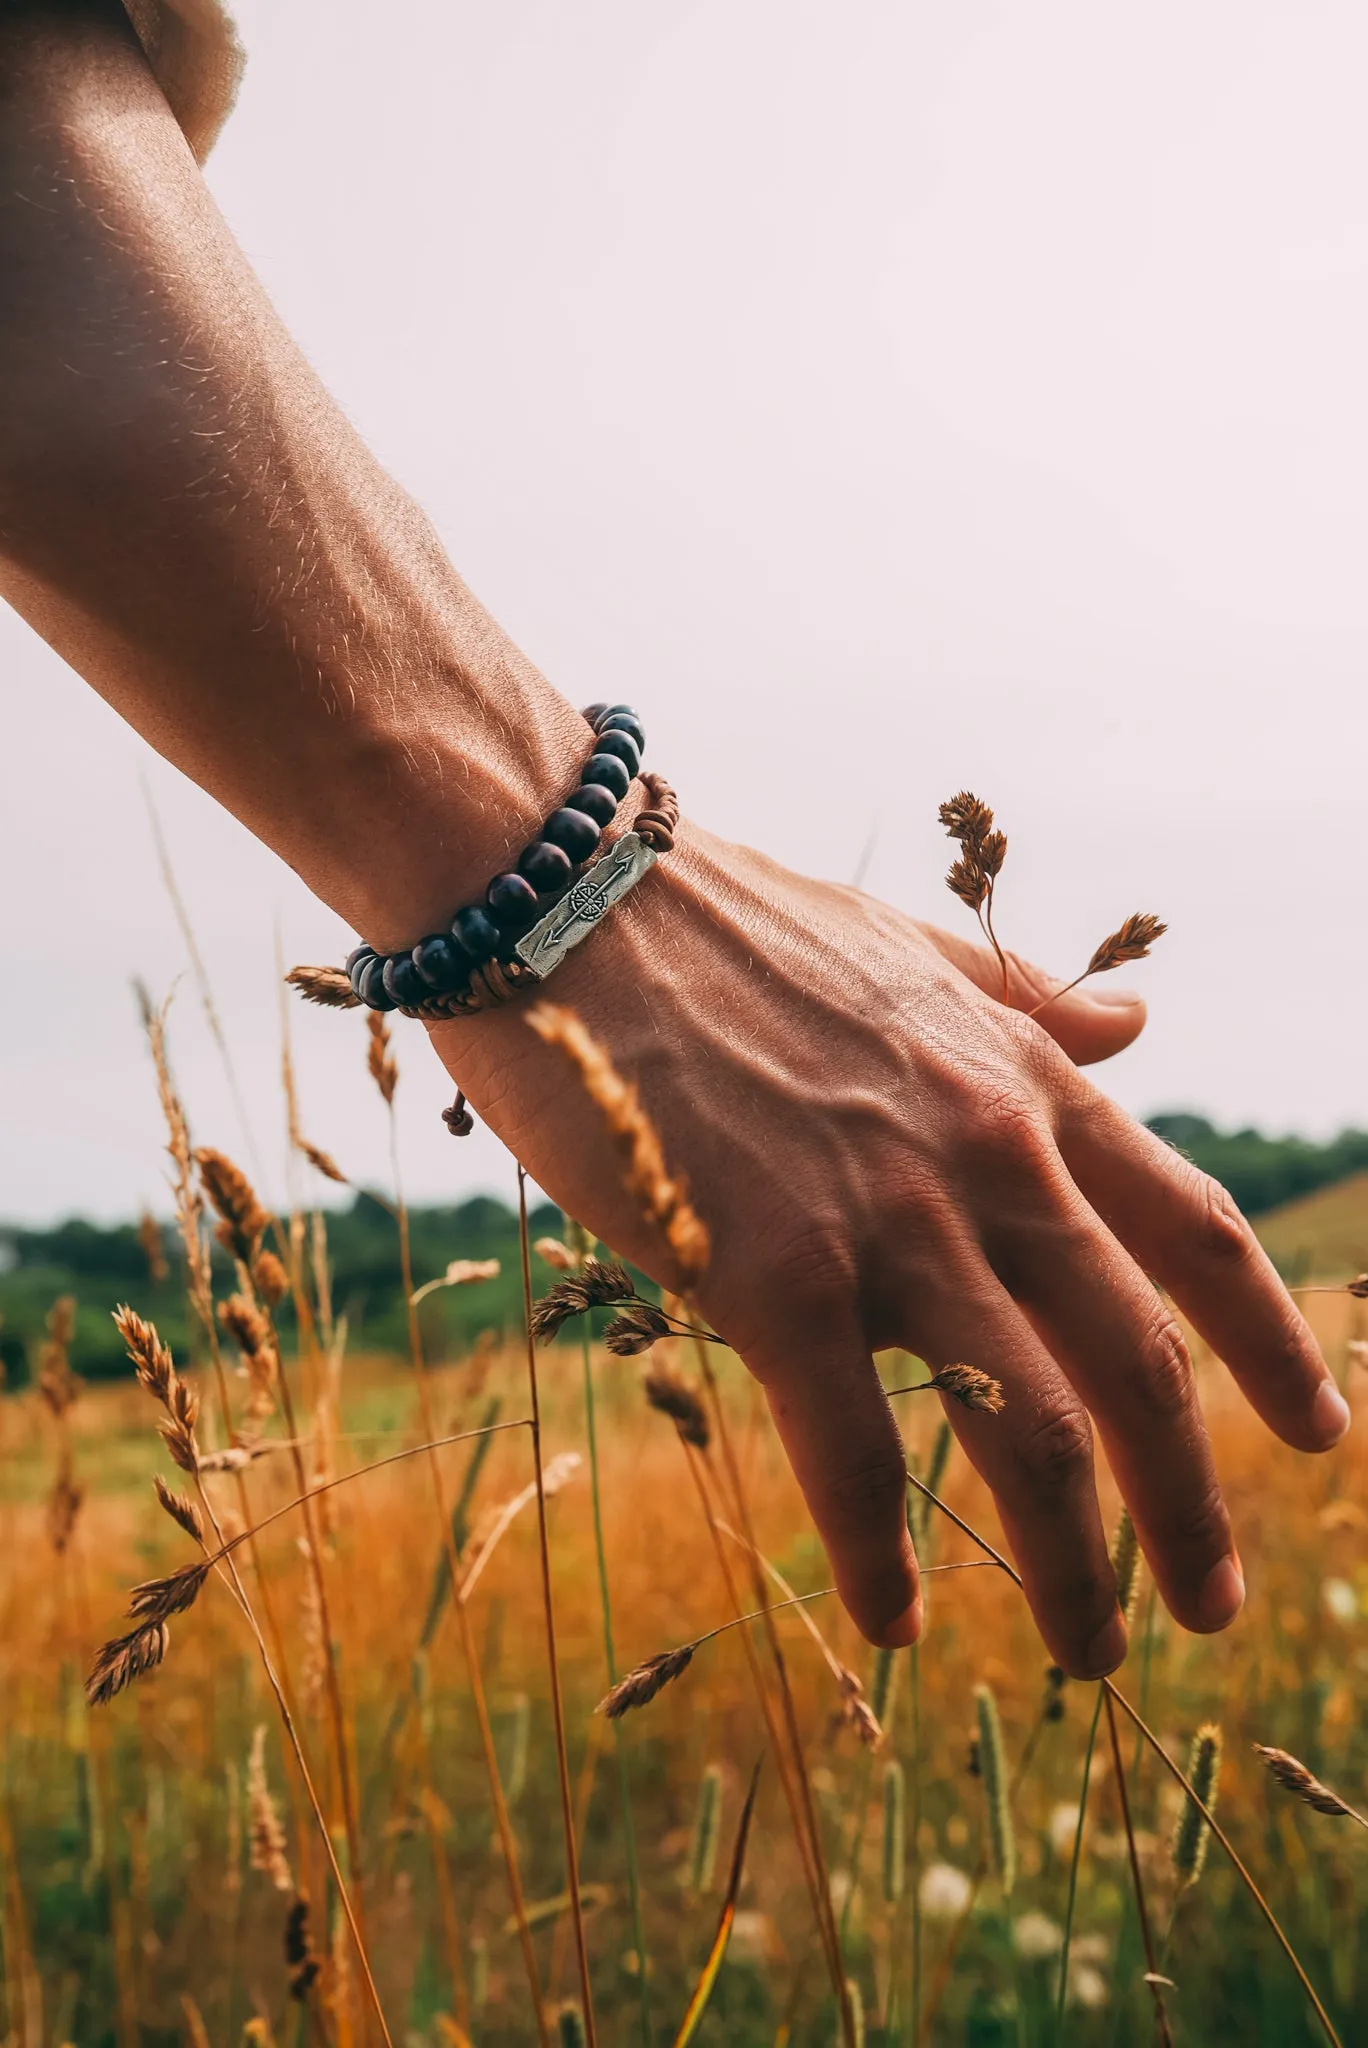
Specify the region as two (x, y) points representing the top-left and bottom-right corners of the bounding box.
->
(911, 1267), (1126, 1679)
(918, 921), (1146, 1067)
(980, 1159), (1242, 1637)
(1059, 1096), (1349, 1454)
(742, 1310), (921, 1649)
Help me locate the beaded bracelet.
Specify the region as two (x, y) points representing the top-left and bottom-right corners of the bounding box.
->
(287, 703), (679, 1022)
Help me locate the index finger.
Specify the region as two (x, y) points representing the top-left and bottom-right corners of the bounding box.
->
(1059, 1097), (1350, 1453)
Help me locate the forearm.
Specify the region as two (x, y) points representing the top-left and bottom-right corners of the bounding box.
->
(0, 0), (585, 948)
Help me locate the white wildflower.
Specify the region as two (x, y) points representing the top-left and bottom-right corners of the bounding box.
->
(919, 1862), (973, 1920)
(1012, 1911), (1063, 1960)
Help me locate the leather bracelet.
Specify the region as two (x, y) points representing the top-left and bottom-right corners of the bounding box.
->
(286, 704), (679, 1022)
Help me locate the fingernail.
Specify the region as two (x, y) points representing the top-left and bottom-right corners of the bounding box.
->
(1196, 1555), (1245, 1632)
(1312, 1380), (1352, 1447)
(1081, 1611), (1128, 1677)
(1085, 985), (1143, 1008)
(879, 1597), (923, 1650)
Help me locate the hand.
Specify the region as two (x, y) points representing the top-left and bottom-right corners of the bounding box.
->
(439, 822), (1349, 1677)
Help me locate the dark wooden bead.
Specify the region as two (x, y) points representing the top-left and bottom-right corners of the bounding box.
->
(599, 712), (645, 750)
(581, 702), (608, 727)
(568, 782), (617, 827)
(412, 933), (469, 990)
(584, 752), (631, 800)
(594, 728), (641, 774)
(518, 839), (573, 893)
(452, 905), (501, 962)
(383, 954), (427, 1007)
(357, 957), (396, 1011)
(347, 947), (377, 996)
(594, 702), (636, 730)
(542, 807), (601, 862)
(486, 870), (539, 929)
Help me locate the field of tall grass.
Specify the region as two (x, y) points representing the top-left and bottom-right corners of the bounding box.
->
(3, 991), (1367, 2048)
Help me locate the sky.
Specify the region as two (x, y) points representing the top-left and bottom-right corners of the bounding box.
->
(3, 0), (1367, 1225)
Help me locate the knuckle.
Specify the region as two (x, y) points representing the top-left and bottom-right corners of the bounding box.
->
(1134, 1311), (1196, 1420)
(971, 1087), (1051, 1167)
(1192, 1175), (1254, 1266)
(1015, 1403), (1094, 1493)
(1168, 1479), (1231, 1560)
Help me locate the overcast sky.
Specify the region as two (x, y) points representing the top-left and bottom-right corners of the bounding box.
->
(3, 0), (1367, 1225)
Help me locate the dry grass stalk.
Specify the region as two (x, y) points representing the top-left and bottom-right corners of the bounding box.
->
(86, 1623), (171, 1706)
(194, 1146), (269, 1264)
(535, 1236), (579, 1272)
(939, 791), (1010, 999)
(286, 963), (359, 1009)
(515, 1170), (598, 2044)
(1029, 911), (1168, 1018)
(297, 1537), (328, 1717)
(46, 1470), (85, 1556)
(531, 1259), (636, 1342)
(218, 1293), (279, 1422)
(598, 1647), (696, 1720)
(153, 1475), (204, 1543)
(924, 1363), (1004, 1414)
(248, 1726), (293, 1892)
(253, 1250), (290, 1305)
(641, 1363), (710, 1448)
(127, 1561), (210, 1624)
(458, 1454), (582, 1608)
(115, 1306), (200, 1475)
(366, 1011), (398, 1106)
(835, 1666), (885, 1749)
(1254, 1747), (1368, 1828)
(137, 988), (212, 1306)
(524, 1004), (710, 1285)
(285, 1895), (321, 2000)
(36, 1296), (79, 1421)
(603, 1303), (673, 1356)
(411, 1258), (501, 1308)
(138, 1209), (169, 1285)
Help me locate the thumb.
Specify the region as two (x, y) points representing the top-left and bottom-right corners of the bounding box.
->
(918, 922), (1147, 1067)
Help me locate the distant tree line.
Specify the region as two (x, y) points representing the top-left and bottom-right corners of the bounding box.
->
(0, 1193), (563, 1384)
(3, 1114), (1366, 1383)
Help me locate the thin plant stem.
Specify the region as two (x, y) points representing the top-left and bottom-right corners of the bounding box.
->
(518, 1167), (597, 2045)
(387, 1117), (550, 2046)
(1103, 1686), (1173, 2047)
(190, 1480), (393, 2047)
(1026, 969), (1091, 1019)
(1131, 1583), (1158, 1797)
(580, 1322), (652, 2048)
(908, 1642), (922, 2048)
(1054, 1684), (1102, 2038)
(691, 1338), (855, 2044)
(677, 1439), (835, 1996)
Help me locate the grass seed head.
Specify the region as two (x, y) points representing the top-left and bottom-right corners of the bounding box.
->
(252, 1250), (289, 1304)
(1110, 1507), (1143, 1629)
(530, 1258), (635, 1341)
(928, 1362), (1005, 1414)
(535, 1236), (579, 1272)
(194, 1148), (270, 1263)
(1171, 1723), (1223, 1887)
(641, 1363), (710, 1448)
(1086, 913), (1168, 976)
(86, 1621), (171, 1706)
(1254, 1745), (1355, 1818)
(974, 1682), (1016, 1895)
(127, 1561), (210, 1624)
(837, 1665), (884, 1748)
(153, 1475), (204, 1543)
(604, 1302), (673, 1355)
(285, 963), (358, 1008)
(598, 1645), (695, 1720)
(285, 1895), (321, 2000)
(524, 1003), (710, 1286)
(365, 1011), (399, 1105)
(247, 1725), (293, 1892)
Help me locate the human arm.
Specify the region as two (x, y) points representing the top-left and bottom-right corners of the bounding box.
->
(0, 0), (1348, 1674)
